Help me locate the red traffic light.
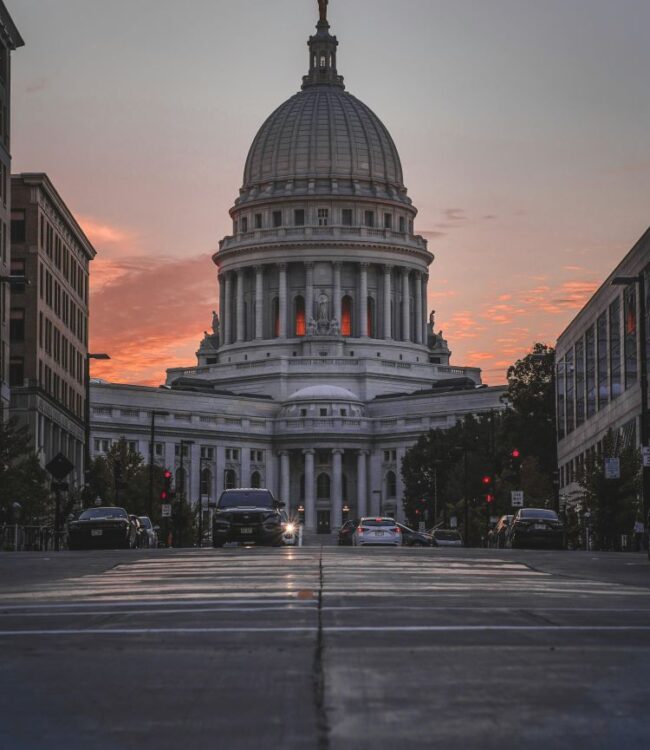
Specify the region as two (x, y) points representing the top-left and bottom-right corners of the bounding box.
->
(164, 470), (173, 480)
(486, 494), (495, 504)
(160, 491), (168, 501)
(511, 449), (521, 459)
(482, 476), (491, 485)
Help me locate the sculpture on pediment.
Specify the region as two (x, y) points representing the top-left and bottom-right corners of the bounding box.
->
(307, 317), (317, 336)
(429, 310), (436, 328)
(330, 318), (340, 336)
(318, 293), (329, 322)
(212, 311), (220, 337)
(319, 0), (328, 23)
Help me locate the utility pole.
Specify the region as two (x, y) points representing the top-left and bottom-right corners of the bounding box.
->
(148, 410), (169, 518)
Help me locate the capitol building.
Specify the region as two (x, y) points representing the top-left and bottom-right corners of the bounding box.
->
(90, 3), (506, 531)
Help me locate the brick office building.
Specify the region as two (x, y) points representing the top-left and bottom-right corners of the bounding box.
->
(9, 173), (96, 485)
(0, 1), (23, 419)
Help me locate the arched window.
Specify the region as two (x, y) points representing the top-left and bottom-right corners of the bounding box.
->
(341, 295), (353, 337)
(175, 467), (187, 497)
(200, 468), (212, 497)
(251, 471), (261, 489)
(320, 54), (327, 68)
(295, 296), (306, 337)
(367, 297), (375, 338)
(386, 471), (397, 498)
(317, 473), (331, 500)
(224, 469), (237, 490)
(272, 297), (280, 338)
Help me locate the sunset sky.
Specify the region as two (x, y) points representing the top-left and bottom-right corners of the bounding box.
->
(9, 0), (650, 386)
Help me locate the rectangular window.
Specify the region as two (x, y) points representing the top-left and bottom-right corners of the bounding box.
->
(384, 450), (390, 462)
(384, 213), (393, 230)
(624, 284), (638, 390)
(342, 209), (353, 226)
(10, 309), (24, 342)
(10, 209), (25, 243)
(254, 213), (262, 229)
(585, 326), (596, 420)
(399, 216), (406, 233)
(364, 211), (375, 228)
(273, 211), (282, 228)
(201, 447), (214, 460)
(9, 357), (24, 386)
(610, 297), (622, 399)
(10, 258), (25, 292)
(294, 209), (305, 226)
(155, 443), (164, 457)
(565, 349), (575, 434)
(317, 208), (329, 226)
(127, 441), (138, 453)
(241, 216), (248, 233)
(575, 339), (585, 428)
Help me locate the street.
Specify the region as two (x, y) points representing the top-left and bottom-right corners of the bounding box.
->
(1, 547), (650, 749)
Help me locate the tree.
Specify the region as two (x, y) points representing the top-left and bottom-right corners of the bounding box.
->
(579, 430), (640, 550)
(0, 418), (51, 525)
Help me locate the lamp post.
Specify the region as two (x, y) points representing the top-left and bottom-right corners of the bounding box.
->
(612, 274), (649, 523)
(148, 410), (170, 518)
(178, 439), (195, 547)
(198, 454), (211, 547)
(84, 353), (110, 505)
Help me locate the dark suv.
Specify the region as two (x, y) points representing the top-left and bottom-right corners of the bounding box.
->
(212, 489), (285, 547)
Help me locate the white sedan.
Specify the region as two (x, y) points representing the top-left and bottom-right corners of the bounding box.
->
(353, 518), (402, 546)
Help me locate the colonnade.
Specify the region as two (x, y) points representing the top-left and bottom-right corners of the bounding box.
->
(218, 261), (429, 346)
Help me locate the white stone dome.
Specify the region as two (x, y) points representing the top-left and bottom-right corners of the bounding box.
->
(286, 385), (361, 402)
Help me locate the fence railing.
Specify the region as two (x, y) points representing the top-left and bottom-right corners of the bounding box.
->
(1, 525), (67, 552)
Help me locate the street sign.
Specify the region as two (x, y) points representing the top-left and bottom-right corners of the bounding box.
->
(604, 458), (621, 480)
(449, 516), (458, 529)
(46, 453), (74, 481)
(418, 522), (425, 532)
(161, 504), (172, 518)
(511, 490), (524, 508)
(642, 447), (650, 468)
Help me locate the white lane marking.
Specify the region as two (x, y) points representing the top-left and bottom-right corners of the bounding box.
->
(0, 598), (314, 611)
(3, 625), (650, 637)
(0, 605), (317, 618)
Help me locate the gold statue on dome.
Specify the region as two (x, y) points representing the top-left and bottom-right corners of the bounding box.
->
(319, 0), (328, 23)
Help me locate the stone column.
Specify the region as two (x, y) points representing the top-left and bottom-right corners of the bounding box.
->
(305, 262), (314, 324)
(224, 273), (233, 345)
(241, 445), (251, 488)
(401, 268), (411, 342)
(280, 451), (290, 508)
(218, 274), (225, 341)
(255, 266), (264, 339)
(359, 263), (369, 338)
(236, 269), (245, 342)
(423, 274), (430, 344)
(333, 262), (342, 323)
(304, 449), (316, 532)
(332, 449), (344, 530)
(279, 263), (288, 339)
(414, 271), (423, 344)
(383, 265), (392, 340)
(357, 450), (368, 518)
(369, 450), (382, 515)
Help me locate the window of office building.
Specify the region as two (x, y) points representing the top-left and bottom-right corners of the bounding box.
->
(201, 447), (214, 460)
(9, 357), (23, 387)
(10, 209), (25, 244)
(585, 326), (596, 420)
(575, 339), (585, 428)
(624, 284), (638, 390)
(565, 348), (575, 434)
(610, 297), (622, 399)
(556, 358), (566, 440)
(10, 309), (24, 342)
(597, 312), (609, 409)
(386, 471), (397, 498)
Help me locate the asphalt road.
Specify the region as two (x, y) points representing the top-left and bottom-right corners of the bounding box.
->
(1, 547), (650, 750)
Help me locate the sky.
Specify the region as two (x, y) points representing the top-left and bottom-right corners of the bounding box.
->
(8, 0), (650, 386)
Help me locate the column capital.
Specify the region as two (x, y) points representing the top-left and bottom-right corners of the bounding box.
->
(302, 448), (315, 456)
(383, 264), (393, 274)
(401, 267), (411, 278)
(278, 262), (288, 271)
(332, 261), (342, 269)
(357, 449), (370, 457)
(277, 449), (290, 457)
(305, 261), (315, 270)
(254, 264), (264, 274)
(359, 262), (370, 270)
(332, 448), (344, 456)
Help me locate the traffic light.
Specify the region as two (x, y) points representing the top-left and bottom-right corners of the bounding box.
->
(161, 470), (173, 502)
(510, 449), (522, 473)
(482, 475), (495, 504)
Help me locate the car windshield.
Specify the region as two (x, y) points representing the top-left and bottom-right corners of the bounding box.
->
(138, 517), (152, 529)
(360, 518), (396, 527)
(218, 490), (275, 509)
(434, 530), (461, 541)
(520, 509), (558, 521)
(79, 508), (127, 520)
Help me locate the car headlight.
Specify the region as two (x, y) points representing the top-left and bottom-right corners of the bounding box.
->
(285, 523), (296, 534)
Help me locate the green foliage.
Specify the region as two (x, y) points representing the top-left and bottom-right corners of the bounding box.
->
(0, 418), (51, 525)
(85, 438), (168, 524)
(579, 430), (641, 550)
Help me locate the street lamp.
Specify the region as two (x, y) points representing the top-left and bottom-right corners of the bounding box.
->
(148, 410), (170, 517)
(612, 274), (649, 524)
(84, 353), (110, 504)
(198, 454), (211, 547)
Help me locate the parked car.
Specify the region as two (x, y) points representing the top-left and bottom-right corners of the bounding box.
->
(281, 511), (298, 546)
(488, 515), (513, 549)
(338, 519), (359, 546)
(396, 523), (433, 547)
(507, 508), (565, 549)
(431, 529), (464, 548)
(137, 516), (159, 548)
(68, 507), (138, 550)
(212, 488), (285, 547)
(353, 518), (402, 547)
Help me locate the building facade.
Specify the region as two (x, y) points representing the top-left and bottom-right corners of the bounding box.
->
(556, 228), (650, 505)
(10, 174), (96, 485)
(90, 4), (507, 531)
(0, 1), (23, 419)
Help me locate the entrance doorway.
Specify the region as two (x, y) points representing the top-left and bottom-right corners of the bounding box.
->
(317, 511), (331, 535)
